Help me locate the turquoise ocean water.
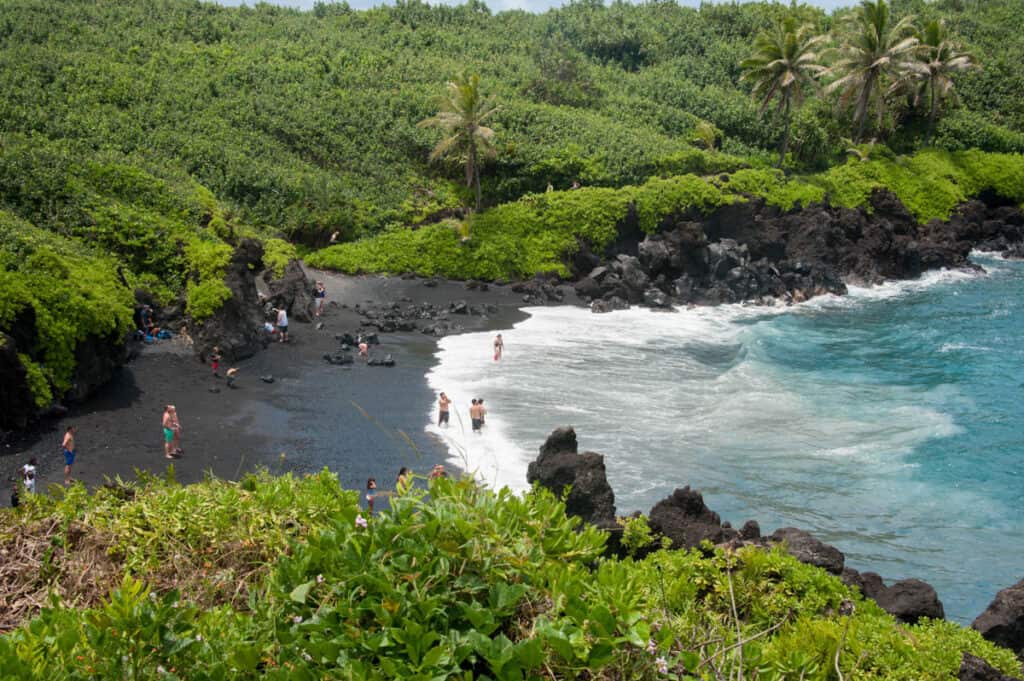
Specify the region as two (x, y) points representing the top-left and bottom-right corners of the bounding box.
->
(427, 254), (1024, 623)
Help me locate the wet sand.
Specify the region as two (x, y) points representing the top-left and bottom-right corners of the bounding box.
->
(1, 273), (559, 505)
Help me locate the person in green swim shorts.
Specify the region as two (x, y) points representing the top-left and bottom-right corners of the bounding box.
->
(162, 405), (181, 459)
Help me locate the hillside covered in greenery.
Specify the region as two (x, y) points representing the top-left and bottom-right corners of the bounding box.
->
(1, 471), (1020, 679)
(3, 0), (1024, 412)
(2, 0), (1024, 244)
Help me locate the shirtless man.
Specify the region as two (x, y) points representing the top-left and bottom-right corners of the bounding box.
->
(162, 405), (181, 459)
(438, 392), (452, 427)
(61, 425), (76, 485)
(493, 333), (504, 361)
(470, 399), (482, 434)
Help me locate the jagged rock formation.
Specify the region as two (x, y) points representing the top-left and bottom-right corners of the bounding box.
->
(526, 427), (616, 526)
(575, 191), (1024, 311)
(527, 427), (957, 628)
(193, 238), (270, 362)
(959, 652), (1024, 681)
(974, 579), (1024, 659)
(265, 260), (316, 324)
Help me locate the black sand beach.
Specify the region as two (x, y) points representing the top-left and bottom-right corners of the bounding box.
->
(1, 272), (555, 505)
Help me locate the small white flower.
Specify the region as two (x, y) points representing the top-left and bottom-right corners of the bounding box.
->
(355, 514), (368, 529)
(656, 656), (669, 674)
(292, 615), (303, 624)
(302, 652), (313, 662)
(196, 634), (203, 642)
(316, 574), (325, 584)
(156, 665), (167, 674)
(646, 638), (657, 655)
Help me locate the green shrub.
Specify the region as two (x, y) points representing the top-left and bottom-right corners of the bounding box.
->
(17, 353), (51, 408)
(183, 238), (233, 322)
(0, 212), (134, 394)
(262, 238), (298, 278)
(2, 473), (1018, 680)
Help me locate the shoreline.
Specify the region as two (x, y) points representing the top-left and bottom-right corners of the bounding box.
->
(0, 272), (561, 505)
(2, 259), (1019, 626)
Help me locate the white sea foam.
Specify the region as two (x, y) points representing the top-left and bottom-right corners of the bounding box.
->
(424, 267), (972, 500)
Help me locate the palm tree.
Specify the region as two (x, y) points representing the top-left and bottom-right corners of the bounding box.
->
(418, 73), (500, 212)
(904, 19), (979, 143)
(740, 18), (827, 167)
(825, 0), (919, 142)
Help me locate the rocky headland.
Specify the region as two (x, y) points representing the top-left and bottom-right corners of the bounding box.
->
(570, 190), (1024, 312)
(527, 425), (1024, 670)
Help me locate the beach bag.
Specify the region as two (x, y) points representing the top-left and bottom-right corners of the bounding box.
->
(144, 335), (154, 344)
(157, 329), (173, 339)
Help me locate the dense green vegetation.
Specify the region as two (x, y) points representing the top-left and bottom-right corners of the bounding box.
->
(3, 0), (1024, 408)
(1, 471), (1020, 679)
(309, 149), (1024, 279)
(2, 0), (1023, 244)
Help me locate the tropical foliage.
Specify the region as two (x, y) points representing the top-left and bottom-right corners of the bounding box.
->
(740, 19), (827, 166)
(0, 0), (1020, 409)
(419, 73), (501, 211)
(1, 471), (1020, 679)
(308, 149), (1024, 280)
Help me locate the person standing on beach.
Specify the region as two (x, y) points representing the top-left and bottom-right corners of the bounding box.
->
(162, 405), (181, 459)
(396, 467), (412, 495)
(313, 282), (327, 317)
(210, 346), (222, 378)
(438, 392), (451, 427)
(493, 333), (503, 361)
(61, 426), (76, 485)
(477, 399), (486, 427)
(275, 308), (289, 343)
(365, 478), (377, 514)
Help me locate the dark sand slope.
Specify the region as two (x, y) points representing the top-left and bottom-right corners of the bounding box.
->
(1, 272), (547, 505)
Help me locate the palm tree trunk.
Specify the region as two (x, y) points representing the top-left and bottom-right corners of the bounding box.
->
(467, 135), (482, 211)
(926, 77), (938, 145)
(474, 159), (482, 212)
(855, 73), (875, 143)
(778, 95), (791, 168)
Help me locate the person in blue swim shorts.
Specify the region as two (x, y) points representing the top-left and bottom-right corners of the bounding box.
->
(61, 425), (76, 486)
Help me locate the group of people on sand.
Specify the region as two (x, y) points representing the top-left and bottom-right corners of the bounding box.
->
(11, 424), (79, 505)
(362, 463), (448, 515)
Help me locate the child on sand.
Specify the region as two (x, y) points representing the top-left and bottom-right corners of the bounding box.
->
(210, 346), (222, 378)
(275, 308), (289, 343)
(314, 282), (327, 317)
(20, 457), (38, 494)
(493, 334), (503, 361)
(226, 367), (239, 388)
